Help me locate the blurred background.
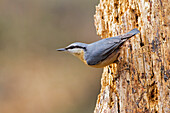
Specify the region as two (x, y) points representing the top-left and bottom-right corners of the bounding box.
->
(0, 0), (103, 113)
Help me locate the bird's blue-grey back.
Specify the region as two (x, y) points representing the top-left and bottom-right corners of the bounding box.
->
(84, 28), (140, 65)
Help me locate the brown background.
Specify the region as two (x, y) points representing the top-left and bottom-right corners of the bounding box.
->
(0, 0), (102, 113)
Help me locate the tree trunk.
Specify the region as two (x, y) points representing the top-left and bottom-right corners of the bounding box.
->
(93, 0), (169, 113)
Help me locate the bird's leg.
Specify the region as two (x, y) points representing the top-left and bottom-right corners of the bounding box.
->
(112, 59), (119, 63)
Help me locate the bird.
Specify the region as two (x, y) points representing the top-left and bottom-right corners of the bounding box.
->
(57, 28), (140, 68)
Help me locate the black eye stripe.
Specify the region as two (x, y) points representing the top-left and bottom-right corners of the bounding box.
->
(66, 46), (86, 51)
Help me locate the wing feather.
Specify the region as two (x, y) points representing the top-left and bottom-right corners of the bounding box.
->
(85, 38), (122, 65)
(84, 28), (140, 66)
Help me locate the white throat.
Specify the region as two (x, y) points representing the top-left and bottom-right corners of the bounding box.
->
(67, 48), (85, 61)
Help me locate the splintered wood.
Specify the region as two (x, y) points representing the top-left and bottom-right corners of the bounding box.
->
(94, 0), (169, 113)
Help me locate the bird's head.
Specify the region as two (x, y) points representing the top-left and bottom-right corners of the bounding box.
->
(57, 42), (87, 61)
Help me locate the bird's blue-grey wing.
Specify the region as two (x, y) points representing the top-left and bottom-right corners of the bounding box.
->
(84, 28), (140, 65)
(84, 38), (122, 65)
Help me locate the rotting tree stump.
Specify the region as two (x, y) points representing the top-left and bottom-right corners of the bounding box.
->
(93, 0), (169, 113)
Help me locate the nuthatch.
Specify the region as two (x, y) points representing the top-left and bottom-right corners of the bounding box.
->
(57, 28), (140, 68)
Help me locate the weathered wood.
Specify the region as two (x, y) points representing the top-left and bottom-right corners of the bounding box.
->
(94, 0), (169, 113)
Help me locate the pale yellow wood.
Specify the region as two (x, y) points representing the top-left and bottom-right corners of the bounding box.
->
(94, 0), (169, 113)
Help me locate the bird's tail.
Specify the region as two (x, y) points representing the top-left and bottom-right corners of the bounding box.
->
(120, 28), (140, 40)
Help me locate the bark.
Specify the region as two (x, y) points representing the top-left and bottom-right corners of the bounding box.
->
(94, 0), (169, 113)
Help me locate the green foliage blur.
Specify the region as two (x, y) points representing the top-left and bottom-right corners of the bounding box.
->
(0, 0), (102, 113)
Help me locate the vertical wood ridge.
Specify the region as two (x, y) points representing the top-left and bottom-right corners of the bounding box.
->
(94, 0), (169, 112)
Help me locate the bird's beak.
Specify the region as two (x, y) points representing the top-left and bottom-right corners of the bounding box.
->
(56, 48), (66, 51)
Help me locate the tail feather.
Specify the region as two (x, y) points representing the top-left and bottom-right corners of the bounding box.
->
(120, 28), (140, 40)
